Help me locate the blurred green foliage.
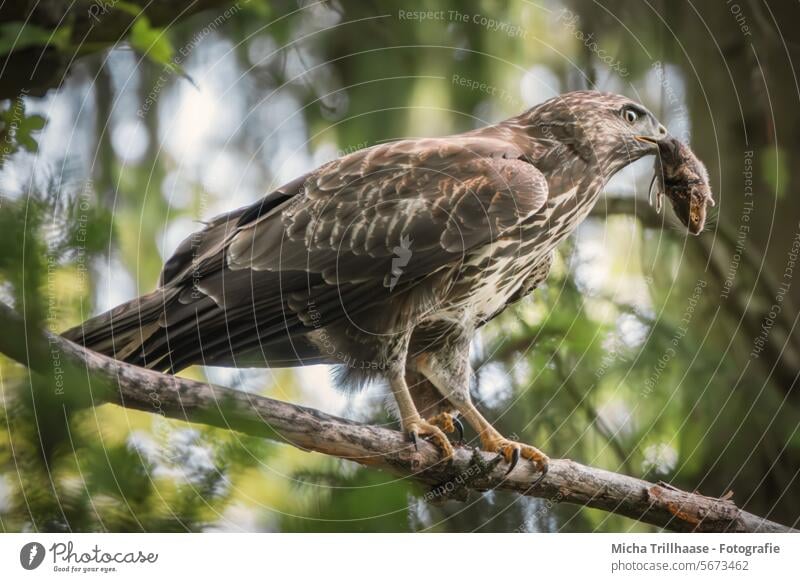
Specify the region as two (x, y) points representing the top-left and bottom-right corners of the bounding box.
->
(0, 97), (46, 164)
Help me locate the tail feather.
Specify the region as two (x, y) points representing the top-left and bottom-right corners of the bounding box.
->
(62, 288), (179, 368)
(62, 283), (328, 372)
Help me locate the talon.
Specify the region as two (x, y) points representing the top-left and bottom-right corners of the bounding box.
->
(480, 435), (549, 479)
(453, 417), (465, 443)
(531, 464), (548, 488)
(506, 446), (520, 475)
(485, 451), (504, 471)
(409, 430), (419, 451)
(405, 419), (454, 460)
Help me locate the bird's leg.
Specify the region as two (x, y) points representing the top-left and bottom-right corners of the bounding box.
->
(406, 370), (463, 444)
(455, 403), (548, 481)
(416, 346), (548, 483)
(388, 370), (454, 460)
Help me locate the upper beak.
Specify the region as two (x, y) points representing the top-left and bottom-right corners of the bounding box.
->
(636, 124), (669, 146)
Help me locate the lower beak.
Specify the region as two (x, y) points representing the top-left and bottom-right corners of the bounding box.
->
(635, 135), (659, 145)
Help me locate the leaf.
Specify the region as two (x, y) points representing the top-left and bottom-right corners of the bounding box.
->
(0, 100), (47, 160)
(17, 134), (38, 152)
(113, 1), (144, 17)
(0, 22), (72, 56)
(22, 114), (46, 131)
(129, 16), (175, 69)
(0, 22), (53, 56)
(50, 26), (73, 52)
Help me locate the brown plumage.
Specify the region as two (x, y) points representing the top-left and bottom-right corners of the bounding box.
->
(64, 91), (712, 479)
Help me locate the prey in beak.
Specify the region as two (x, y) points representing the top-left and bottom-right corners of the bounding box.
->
(647, 136), (714, 235)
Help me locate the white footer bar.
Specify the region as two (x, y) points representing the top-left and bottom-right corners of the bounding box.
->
(0, 533), (796, 580)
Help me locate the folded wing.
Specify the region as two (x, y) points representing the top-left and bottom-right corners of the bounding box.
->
(67, 135), (549, 372)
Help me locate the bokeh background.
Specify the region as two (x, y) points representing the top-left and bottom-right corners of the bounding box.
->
(1, 0), (799, 532)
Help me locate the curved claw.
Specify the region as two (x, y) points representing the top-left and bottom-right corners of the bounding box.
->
(405, 420), (455, 460)
(492, 452), (505, 469)
(409, 430), (419, 451)
(505, 447), (521, 475)
(531, 462), (549, 488)
(452, 417), (465, 443)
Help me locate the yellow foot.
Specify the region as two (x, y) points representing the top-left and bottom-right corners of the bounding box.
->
(406, 418), (454, 460)
(427, 412), (464, 443)
(481, 435), (549, 484)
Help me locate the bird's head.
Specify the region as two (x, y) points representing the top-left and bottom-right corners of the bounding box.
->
(520, 91), (713, 234)
(524, 91), (667, 173)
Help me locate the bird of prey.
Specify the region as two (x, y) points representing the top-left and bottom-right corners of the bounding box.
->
(65, 91), (710, 481)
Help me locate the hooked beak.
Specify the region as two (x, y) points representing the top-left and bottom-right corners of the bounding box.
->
(636, 125), (669, 147)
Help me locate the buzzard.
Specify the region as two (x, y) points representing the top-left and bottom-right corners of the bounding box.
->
(65, 91), (711, 482)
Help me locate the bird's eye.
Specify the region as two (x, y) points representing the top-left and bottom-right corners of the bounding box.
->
(622, 107), (639, 124)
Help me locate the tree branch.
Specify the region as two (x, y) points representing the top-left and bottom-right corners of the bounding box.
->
(0, 302), (792, 532)
(0, 0), (239, 99)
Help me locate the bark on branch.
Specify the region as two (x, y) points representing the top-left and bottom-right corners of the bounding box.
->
(0, 302), (792, 532)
